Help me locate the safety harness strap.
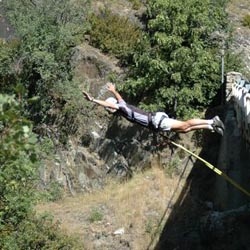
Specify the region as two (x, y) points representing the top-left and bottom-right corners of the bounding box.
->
(148, 113), (166, 131)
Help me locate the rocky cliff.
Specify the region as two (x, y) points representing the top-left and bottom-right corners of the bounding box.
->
(39, 42), (164, 194)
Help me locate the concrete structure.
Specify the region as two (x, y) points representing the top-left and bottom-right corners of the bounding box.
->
(230, 72), (250, 144)
(216, 72), (250, 209)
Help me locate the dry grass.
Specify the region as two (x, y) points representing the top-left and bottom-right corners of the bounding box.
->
(227, 0), (250, 22)
(36, 167), (187, 250)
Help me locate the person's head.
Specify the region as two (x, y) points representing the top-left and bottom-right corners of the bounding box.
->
(105, 97), (118, 113)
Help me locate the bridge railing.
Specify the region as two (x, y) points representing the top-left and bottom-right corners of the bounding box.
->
(227, 72), (250, 144)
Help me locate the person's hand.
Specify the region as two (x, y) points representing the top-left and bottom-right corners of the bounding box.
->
(107, 82), (116, 92)
(82, 91), (93, 101)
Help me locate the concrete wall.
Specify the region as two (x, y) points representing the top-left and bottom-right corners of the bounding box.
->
(230, 72), (250, 144)
(215, 72), (250, 209)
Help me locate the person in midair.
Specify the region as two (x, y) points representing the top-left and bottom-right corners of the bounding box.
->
(83, 83), (225, 135)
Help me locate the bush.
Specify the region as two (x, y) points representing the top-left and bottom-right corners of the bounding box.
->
(0, 94), (38, 227)
(2, 0), (90, 141)
(45, 181), (64, 202)
(0, 39), (21, 92)
(88, 208), (104, 223)
(0, 214), (83, 250)
(122, 0), (234, 118)
(0, 94), (83, 249)
(89, 9), (143, 60)
(242, 14), (250, 28)
(128, 0), (143, 10)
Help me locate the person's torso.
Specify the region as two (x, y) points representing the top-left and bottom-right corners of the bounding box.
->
(117, 100), (150, 127)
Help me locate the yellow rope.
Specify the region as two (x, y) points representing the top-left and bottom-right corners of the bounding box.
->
(168, 139), (250, 198)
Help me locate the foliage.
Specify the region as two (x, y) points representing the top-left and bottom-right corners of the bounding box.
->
(39, 137), (55, 160)
(242, 14), (250, 28)
(51, 79), (90, 144)
(128, 0), (143, 10)
(88, 208), (104, 223)
(122, 0), (234, 118)
(0, 39), (21, 93)
(224, 49), (244, 74)
(145, 218), (156, 234)
(0, 94), (83, 248)
(0, 214), (83, 249)
(1, 0), (90, 138)
(0, 94), (38, 227)
(88, 8), (144, 62)
(44, 181), (64, 202)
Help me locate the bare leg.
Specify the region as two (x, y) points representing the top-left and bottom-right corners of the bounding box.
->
(170, 119), (213, 133)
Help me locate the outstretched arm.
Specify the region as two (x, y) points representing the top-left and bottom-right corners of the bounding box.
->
(82, 91), (118, 110)
(107, 82), (123, 102)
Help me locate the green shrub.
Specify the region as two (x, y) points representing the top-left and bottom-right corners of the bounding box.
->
(0, 214), (83, 250)
(128, 0), (143, 10)
(0, 94), (39, 227)
(145, 219), (155, 234)
(89, 9), (143, 59)
(88, 208), (103, 223)
(2, 0), (90, 142)
(45, 181), (64, 202)
(122, 0), (234, 117)
(242, 14), (250, 28)
(0, 95), (83, 248)
(0, 39), (20, 92)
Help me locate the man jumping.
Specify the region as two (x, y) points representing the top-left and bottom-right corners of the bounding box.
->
(83, 83), (225, 135)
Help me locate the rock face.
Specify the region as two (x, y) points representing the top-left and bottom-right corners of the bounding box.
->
(39, 42), (198, 195)
(227, 2), (250, 78)
(39, 43), (161, 194)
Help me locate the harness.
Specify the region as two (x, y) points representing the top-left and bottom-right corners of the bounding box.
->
(148, 112), (166, 131)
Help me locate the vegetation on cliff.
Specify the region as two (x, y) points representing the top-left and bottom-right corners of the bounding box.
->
(0, 94), (82, 249)
(122, 0), (238, 117)
(0, 0), (247, 248)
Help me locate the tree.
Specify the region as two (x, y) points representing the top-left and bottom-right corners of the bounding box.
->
(122, 0), (230, 118)
(0, 39), (21, 94)
(0, 94), (83, 249)
(0, 94), (38, 229)
(2, 0), (90, 125)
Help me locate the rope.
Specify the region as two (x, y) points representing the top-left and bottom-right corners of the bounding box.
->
(162, 135), (250, 198)
(146, 133), (250, 249)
